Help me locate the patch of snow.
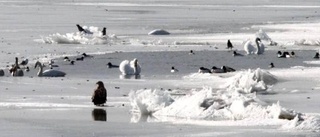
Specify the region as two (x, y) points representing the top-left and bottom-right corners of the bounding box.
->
(148, 29), (170, 35)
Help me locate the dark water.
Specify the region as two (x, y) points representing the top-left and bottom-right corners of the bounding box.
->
(49, 50), (319, 79)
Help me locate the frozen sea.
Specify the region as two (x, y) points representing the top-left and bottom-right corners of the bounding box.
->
(1, 0), (320, 137)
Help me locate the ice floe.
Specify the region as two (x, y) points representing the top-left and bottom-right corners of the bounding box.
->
(38, 26), (118, 45)
(129, 68), (320, 132)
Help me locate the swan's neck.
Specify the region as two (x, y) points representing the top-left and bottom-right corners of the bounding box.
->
(255, 40), (260, 54)
(37, 63), (43, 76)
(15, 58), (18, 66)
(133, 62), (137, 74)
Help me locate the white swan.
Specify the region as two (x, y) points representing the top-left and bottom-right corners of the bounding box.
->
(244, 38), (265, 55)
(34, 61), (66, 77)
(119, 58), (141, 75)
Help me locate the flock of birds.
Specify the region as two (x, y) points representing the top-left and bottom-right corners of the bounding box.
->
(0, 24), (142, 78)
(195, 38), (320, 74)
(1, 24), (320, 78)
(0, 57), (67, 77)
(3, 36), (320, 77)
(0, 53), (142, 78)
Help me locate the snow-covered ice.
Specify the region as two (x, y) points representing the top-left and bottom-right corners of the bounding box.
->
(1, 0), (320, 136)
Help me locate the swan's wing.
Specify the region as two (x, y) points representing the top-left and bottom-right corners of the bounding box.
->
(258, 42), (265, 54)
(119, 60), (133, 75)
(43, 69), (66, 77)
(244, 41), (255, 55)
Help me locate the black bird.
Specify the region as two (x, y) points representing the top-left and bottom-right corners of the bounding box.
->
(211, 66), (235, 73)
(211, 66), (226, 73)
(198, 67), (211, 73)
(189, 50), (195, 55)
(76, 24), (92, 34)
(314, 52), (320, 59)
(25, 66), (30, 72)
(277, 51), (290, 58)
(107, 62), (119, 68)
(64, 57), (70, 62)
(76, 24), (85, 32)
(101, 27), (106, 36)
(76, 57), (84, 61)
(269, 62), (274, 68)
(20, 58), (28, 66)
(277, 51), (282, 58)
(227, 39), (233, 50)
(70, 60), (75, 65)
(233, 51), (243, 56)
(291, 51), (295, 57)
(223, 66), (236, 72)
(171, 66), (179, 73)
(82, 53), (93, 58)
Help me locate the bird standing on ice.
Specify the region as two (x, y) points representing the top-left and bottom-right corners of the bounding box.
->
(244, 38), (265, 55)
(227, 40), (233, 50)
(119, 58), (141, 75)
(101, 27), (107, 36)
(92, 81), (107, 106)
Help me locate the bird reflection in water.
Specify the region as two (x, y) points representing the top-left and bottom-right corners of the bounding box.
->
(92, 109), (107, 122)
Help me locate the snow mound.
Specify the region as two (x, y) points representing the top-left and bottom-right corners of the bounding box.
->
(130, 87), (299, 122)
(129, 68), (320, 132)
(148, 29), (170, 35)
(281, 115), (320, 132)
(183, 73), (223, 80)
(287, 39), (320, 46)
(255, 29), (277, 46)
(129, 89), (173, 115)
(223, 68), (277, 93)
(130, 69), (286, 120)
(256, 29), (272, 41)
(38, 26), (117, 45)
